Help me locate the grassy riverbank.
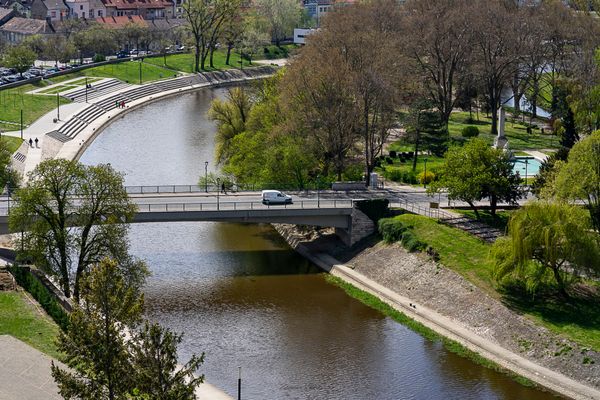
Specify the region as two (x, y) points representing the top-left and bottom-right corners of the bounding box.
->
(387, 213), (600, 351)
(325, 275), (535, 388)
(0, 291), (60, 358)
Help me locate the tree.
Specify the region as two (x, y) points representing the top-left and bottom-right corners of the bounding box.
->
(209, 87), (253, 164)
(470, 0), (522, 136)
(72, 24), (117, 61)
(2, 44), (36, 77)
(546, 131), (600, 233)
(131, 322), (204, 400)
(9, 160), (139, 301)
(0, 138), (20, 191)
(255, 0), (302, 47)
(428, 138), (523, 218)
(43, 35), (77, 66)
(51, 259), (143, 400)
(401, 0), (471, 128)
(492, 202), (600, 297)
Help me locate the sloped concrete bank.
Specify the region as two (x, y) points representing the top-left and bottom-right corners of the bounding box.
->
(272, 224), (600, 400)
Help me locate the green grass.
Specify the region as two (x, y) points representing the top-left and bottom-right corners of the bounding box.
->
(2, 136), (23, 153)
(325, 274), (536, 388)
(0, 83), (70, 129)
(37, 85), (79, 95)
(0, 291), (60, 358)
(387, 213), (600, 351)
(144, 50), (252, 73)
(448, 112), (559, 150)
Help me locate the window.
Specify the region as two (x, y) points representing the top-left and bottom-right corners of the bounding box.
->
(82, 11), (85, 17)
(51, 11), (56, 17)
(98, 9), (102, 16)
(80, 5), (83, 9)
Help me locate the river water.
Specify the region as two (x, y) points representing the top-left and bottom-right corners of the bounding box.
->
(79, 88), (554, 399)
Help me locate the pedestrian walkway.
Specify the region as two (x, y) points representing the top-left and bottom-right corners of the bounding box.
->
(0, 335), (63, 400)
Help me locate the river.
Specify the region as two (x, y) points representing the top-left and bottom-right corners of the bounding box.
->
(79, 87), (555, 399)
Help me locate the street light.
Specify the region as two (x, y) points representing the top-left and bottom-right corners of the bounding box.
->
(139, 58), (143, 84)
(204, 161), (209, 192)
(316, 175), (320, 208)
(20, 109), (23, 140)
(237, 367), (242, 400)
(56, 92), (60, 121)
(524, 158), (529, 189)
(423, 158), (428, 188)
(216, 177), (220, 210)
(85, 76), (88, 103)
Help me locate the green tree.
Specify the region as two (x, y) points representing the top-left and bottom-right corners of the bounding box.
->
(131, 322), (204, 400)
(208, 87), (253, 163)
(428, 138), (523, 218)
(255, 0), (302, 46)
(9, 160), (139, 301)
(0, 138), (20, 190)
(546, 131), (600, 232)
(3, 44), (36, 77)
(51, 259), (143, 400)
(492, 202), (600, 297)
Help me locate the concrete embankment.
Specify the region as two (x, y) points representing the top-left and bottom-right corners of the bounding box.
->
(272, 224), (600, 400)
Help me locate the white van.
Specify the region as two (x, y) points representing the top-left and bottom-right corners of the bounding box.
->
(262, 190), (293, 205)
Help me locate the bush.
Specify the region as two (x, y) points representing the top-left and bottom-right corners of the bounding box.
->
(378, 218), (408, 243)
(389, 150), (397, 158)
(8, 267), (69, 331)
(385, 157), (394, 164)
(92, 53), (106, 63)
(401, 231), (427, 252)
(461, 126), (480, 138)
(417, 171), (435, 184)
(356, 199), (390, 222)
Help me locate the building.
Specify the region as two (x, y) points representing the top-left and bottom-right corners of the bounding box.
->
(303, 0), (356, 26)
(293, 28), (316, 45)
(65, 0), (106, 18)
(30, 0), (69, 21)
(0, 6), (15, 23)
(0, 0), (32, 18)
(0, 15), (53, 43)
(100, 0), (174, 19)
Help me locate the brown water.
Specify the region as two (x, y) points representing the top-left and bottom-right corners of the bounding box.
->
(80, 88), (556, 399)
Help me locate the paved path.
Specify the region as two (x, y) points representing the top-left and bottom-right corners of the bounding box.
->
(0, 335), (233, 400)
(0, 335), (62, 400)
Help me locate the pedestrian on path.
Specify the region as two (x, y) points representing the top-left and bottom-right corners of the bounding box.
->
(221, 182), (227, 195)
(121, 100), (125, 108)
(115, 100), (119, 109)
(34, 137), (38, 148)
(28, 138), (33, 147)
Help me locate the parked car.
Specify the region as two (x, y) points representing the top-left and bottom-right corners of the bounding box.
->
(261, 190), (293, 205)
(129, 48), (138, 55)
(116, 51), (129, 59)
(177, 45), (186, 51)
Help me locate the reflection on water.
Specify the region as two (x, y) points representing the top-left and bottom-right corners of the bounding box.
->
(80, 88), (556, 399)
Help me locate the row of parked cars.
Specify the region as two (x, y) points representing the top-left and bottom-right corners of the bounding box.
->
(115, 45), (186, 59)
(0, 66), (48, 85)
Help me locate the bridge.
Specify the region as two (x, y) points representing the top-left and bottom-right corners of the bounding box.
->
(0, 186), (454, 245)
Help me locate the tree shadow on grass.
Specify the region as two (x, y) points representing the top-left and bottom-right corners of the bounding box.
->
(499, 281), (600, 332)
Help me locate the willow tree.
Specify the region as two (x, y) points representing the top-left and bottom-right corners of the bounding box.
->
(492, 202), (600, 297)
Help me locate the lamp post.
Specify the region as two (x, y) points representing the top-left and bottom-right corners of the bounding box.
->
(85, 76), (88, 103)
(20, 109), (23, 140)
(216, 177), (220, 210)
(524, 158), (529, 189)
(204, 161), (208, 192)
(316, 175), (320, 208)
(423, 158), (428, 188)
(56, 92), (60, 121)
(139, 58), (143, 85)
(239, 50), (243, 70)
(237, 367), (242, 400)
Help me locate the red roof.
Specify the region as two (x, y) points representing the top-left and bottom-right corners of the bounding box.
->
(101, 0), (172, 10)
(94, 15), (147, 27)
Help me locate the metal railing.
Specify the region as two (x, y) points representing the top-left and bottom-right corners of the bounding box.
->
(388, 198), (456, 220)
(135, 199), (355, 212)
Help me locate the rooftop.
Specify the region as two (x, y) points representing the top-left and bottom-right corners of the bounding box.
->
(0, 16), (52, 34)
(101, 0), (172, 10)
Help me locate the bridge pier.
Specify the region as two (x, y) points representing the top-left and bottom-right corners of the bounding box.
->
(335, 208), (376, 247)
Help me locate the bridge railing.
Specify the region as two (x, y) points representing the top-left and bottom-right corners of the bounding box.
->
(135, 198), (356, 212)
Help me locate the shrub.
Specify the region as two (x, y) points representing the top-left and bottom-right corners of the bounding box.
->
(402, 170), (418, 184)
(461, 126), (480, 138)
(401, 231), (427, 252)
(378, 218), (408, 243)
(384, 168), (402, 182)
(385, 157), (394, 164)
(8, 267), (69, 331)
(356, 199), (390, 222)
(389, 150), (397, 158)
(417, 171), (435, 184)
(92, 53), (106, 63)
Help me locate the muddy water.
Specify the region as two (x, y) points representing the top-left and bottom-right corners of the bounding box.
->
(80, 88), (555, 399)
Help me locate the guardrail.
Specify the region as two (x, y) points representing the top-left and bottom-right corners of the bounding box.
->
(388, 198), (456, 220)
(135, 198), (355, 212)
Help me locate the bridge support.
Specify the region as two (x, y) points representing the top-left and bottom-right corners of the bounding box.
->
(335, 207), (376, 246)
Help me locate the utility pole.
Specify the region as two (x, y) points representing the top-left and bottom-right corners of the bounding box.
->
(20, 109), (23, 140)
(56, 93), (60, 121)
(85, 76), (88, 103)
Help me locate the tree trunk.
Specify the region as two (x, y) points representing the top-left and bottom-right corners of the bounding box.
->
(490, 193), (497, 216)
(412, 133), (419, 172)
(531, 80), (539, 119)
(551, 266), (569, 298)
(490, 104), (498, 136)
(467, 201), (480, 220)
(194, 45), (200, 72)
(209, 47), (215, 69)
(226, 44), (232, 65)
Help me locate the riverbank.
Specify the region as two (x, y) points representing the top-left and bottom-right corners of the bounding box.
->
(273, 224), (600, 400)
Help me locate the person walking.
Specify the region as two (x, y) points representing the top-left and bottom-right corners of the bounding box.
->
(221, 182), (227, 195)
(34, 137), (39, 148)
(115, 100), (119, 109)
(28, 138), (33, 147)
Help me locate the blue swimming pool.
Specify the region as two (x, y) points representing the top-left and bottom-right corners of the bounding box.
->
(512, 156), (542, 178)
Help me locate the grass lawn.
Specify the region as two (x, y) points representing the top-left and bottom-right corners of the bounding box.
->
(0, 83), (70, 130)
(390, 213), (600, 351)
(448, 112), (559, 150)
(144, 50), (252, 73)
(3, 136), (24, 153)
(38, 85), (79, 95)
(0, 291), (60, 358)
